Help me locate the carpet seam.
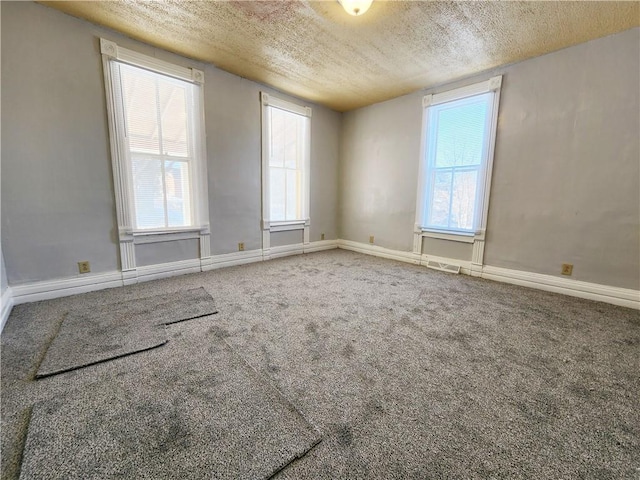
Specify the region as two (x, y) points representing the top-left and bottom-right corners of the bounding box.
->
(217, 336), (325, 478)
(162, 310), (218, 325)
(36, 287), (216, 378)
(10, 405), (32, 480)
(265, 436), (323, 480)
(29, 312), (67, 381)
(35, 339), (168, 379)
(218, 336), (323, 439)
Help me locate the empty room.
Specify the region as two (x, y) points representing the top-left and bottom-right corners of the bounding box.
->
(1, 1), (639, 478)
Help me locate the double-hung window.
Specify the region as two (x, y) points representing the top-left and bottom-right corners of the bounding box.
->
(101, 38), (209, 273)
(416, 76), (502, 239)
(119, 64), (195, 229)
(260, 92), (311, 234)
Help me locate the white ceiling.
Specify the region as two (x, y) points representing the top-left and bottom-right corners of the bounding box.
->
(41, 1), (639, 112)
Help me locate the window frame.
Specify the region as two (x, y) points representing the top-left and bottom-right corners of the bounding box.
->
(415, 76), (502, 243)
(260, 92), (311, 239)
(101, 38), (210, 274)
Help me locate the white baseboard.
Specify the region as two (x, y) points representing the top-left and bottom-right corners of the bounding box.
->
(482, 265), (640, 309)
(337, 239), (419, 265)
(4, 240), (337, 309)
(304, 239), (338, 253)
(338, 240), (640, 309)
(269, 243), (304, 260)
(204, 249), (264, 271)
(9, 239), (632, 312)
(1, 287), (14, 334)
(136, 259), (202, 283)
(11, 271), (124, 305)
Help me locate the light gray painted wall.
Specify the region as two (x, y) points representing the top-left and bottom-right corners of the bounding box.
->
(2, 2), (119, 284)
(484, 28), (639, 290)
(270, 230), (304, 248)
(204, 68), (341, 255)
(340, 27), (639, 290)
(1, 2), (341, 284)
(1, 248), (8, 295)
(135, 240), (200, 268)
(339, 93), (421, 252)
(421, 238), (472, 261)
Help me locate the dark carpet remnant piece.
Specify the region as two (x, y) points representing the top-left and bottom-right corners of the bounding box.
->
(20, 335), (320, 480)
(36, 287), (217, 378)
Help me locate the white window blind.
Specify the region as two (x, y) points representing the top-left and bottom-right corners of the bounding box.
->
(112, 62), (198, 230)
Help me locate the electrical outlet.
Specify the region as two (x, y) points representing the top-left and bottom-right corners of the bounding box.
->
(561, 263), (573, 276)
(78, 261), (91, 274)
(369, 235), (374, 244)
(321, 233), (325, 241)
(238, 242), (245, 251)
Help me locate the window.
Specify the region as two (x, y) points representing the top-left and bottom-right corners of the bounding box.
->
(416, 76), (502, 238)
(119, 64), (195, 229)
(101, 39), (208, 235)
(260, 92), (311, 229)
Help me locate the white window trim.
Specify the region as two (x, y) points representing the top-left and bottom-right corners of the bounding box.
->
(260, 92), (311, 258)
(100, 38), (211, 275)
(420, 230), (476, 244)
(414, 76), (502, 274)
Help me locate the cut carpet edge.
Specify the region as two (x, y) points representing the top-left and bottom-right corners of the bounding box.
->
(28, 313), (67, 381)
(35, 287), (217, 379)
(162, 310), (219, 325)
(20, 332), (325, 480)
(266, 436), (323, 480)
(3, 406), (32, 480)
(214, 335), (326, 479)
(218, 335), (324, 439)
(35, 340), (168, 380)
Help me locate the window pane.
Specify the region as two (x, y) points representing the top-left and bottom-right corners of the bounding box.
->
(270, 168), (286, 221)
(434, 97), (488, 168)
(165, 161), (191, 227)
(429, 170), (452, 228)
(268, 105), (306, 221)
(121, 65), (161, 155)
(270, 109), (285, 168)
(132, 156), (165, 229)
(284, 113), (301, 169)
(285, 169), (299, 221)
(159, 82), (189, 157)
(450, 169), (478, 230)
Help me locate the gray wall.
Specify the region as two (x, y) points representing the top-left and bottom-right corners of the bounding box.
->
(339, 93), (421, 252)
(1, 2), (341, 284)
(340, 27), (639, 290)
(1, 248), (7, 295)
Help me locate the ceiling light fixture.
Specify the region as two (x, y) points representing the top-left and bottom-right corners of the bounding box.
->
(338, 0), (373, 16)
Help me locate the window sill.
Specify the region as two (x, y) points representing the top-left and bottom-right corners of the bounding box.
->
(269, 221), (306, 232)
(132, 227), (203, 244)
(420, 229), (476, 244)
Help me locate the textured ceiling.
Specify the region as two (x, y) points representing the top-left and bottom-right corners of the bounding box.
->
(41, 1), (639, 112)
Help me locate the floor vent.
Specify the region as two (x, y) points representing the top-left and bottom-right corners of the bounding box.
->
(426, 260), (461, 274)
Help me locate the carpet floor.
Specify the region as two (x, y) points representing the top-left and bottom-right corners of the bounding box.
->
(21, 332), (319, 479)
(2, 249), (639, 479)
(36, 287), (217, 378)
